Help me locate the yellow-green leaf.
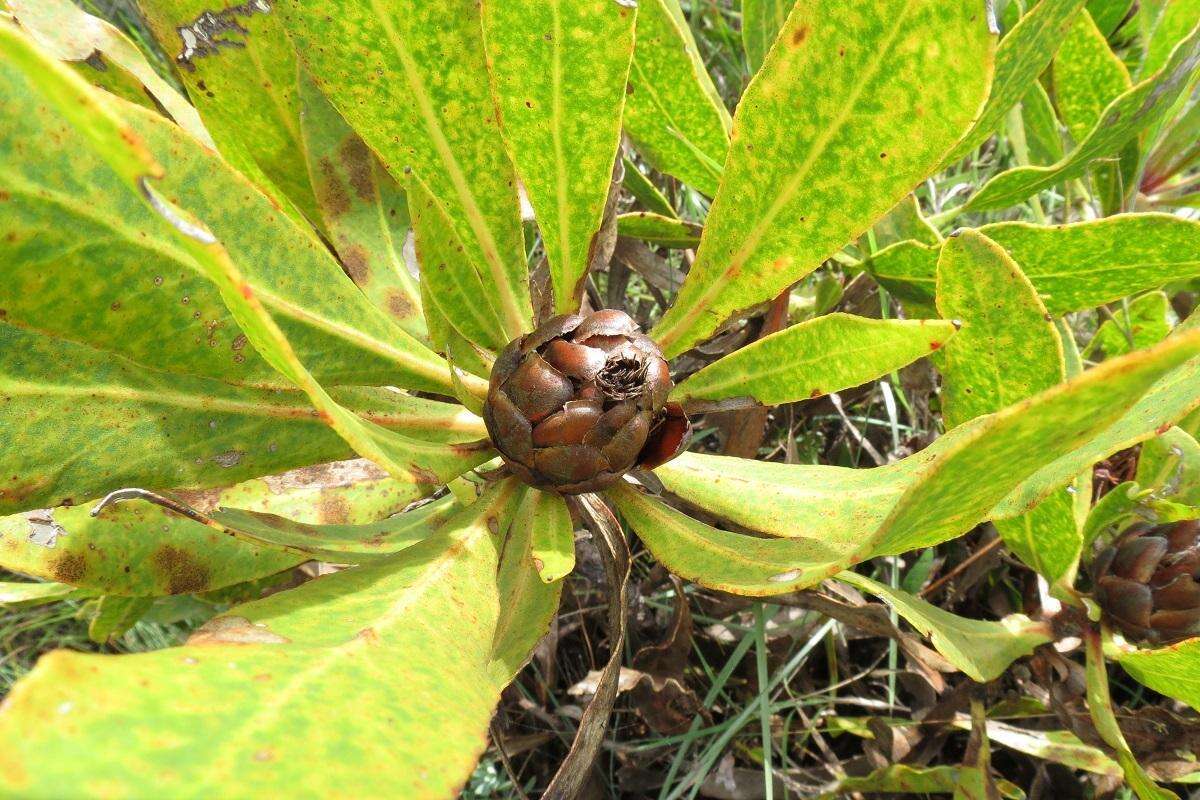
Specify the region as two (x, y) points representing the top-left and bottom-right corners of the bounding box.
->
(935, 231), (1082, 582)
(651, 0), (995, 357)
(0, 27), (494, 494)
(741, 0), (791, 74)
(964, 24), (1200, 211)
(1116, 637), (1200, 713)
(297, 74), (426, 341)
(1085, 291), (1173, 358)
(865, 214), (1200, 316)
(0, 459), (428, 596)
(6, 0), (212, 148)
(0, 37), (454, 393)
(671, 314), (956, 407)
(1055, 10), (1132, 143)
(943, 0), (1087, 165)
(0, 480), (525, 799)
(837, 571), (1051, 682)
(484, 0), (635, 315)
(625, 0), (731, 197)
(522, 490), (575, 584)
(645, 329), (1200, 593)
(0, 320), (482, 515)
(617, 211), (702, 249)
(279, 0), (533, 340)
(936, 231), (1065, 429)
(137, 0), (322, 229)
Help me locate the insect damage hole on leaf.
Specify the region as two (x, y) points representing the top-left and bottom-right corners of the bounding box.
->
(173, 0), (272, 70)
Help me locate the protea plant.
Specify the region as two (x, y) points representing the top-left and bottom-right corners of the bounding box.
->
(2, 0), (1200, 797)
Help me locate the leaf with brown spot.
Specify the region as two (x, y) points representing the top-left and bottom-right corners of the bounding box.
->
(136, 0), (324, 231)
(0, 459), (438, 596)
(0, 480), (529, 798)
(297, 74), (427, 340)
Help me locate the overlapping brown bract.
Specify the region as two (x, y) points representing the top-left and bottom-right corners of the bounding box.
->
(483, 309), (689, 494)
(1093, 519), (1200, 644)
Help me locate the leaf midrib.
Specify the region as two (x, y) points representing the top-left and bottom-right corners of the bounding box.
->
(660, 3), (918, 348)
(8, 176), (446, 387)
(367, 0), (526, 338)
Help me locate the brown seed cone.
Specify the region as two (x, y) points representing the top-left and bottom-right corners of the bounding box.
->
(1093, 519), (1200, 644)
(482, 310), (689, 494)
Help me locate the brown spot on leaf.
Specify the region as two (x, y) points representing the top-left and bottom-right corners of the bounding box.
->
(339, 136), (375, 202)
(386, 290), (413, 319)
(316, 157), (351, 217)
(153, 545), (211, 594)
(52, 552), (86, 584)
(318, 493), (350, 524)
(0, 475), (51, 506)
(341, 244), (370, 284)
(791, 25), (808, 45)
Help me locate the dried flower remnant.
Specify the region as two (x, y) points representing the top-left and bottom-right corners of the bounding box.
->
(483, 310), (689, 494)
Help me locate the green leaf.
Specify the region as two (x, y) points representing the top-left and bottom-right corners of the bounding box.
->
(3, 30), (497, 492)
(136, 0), (322, 229)
(865, 214), (1200, 316)
(1087, 0), (1135, 36)
(741, 0), (791, 74)
(621, 157), (677, 218)
(644, 329), (1200, 593)
(610, 480), (846, 593)
(821, 765), (1024, 800)
(1086, 631), (1179, 800)
(1137, 426), (1200, 504)
(993, 342), (1200, 519)
(1021, 82), (1066, 165)
(0, 581), (77, 606)
(0, 322), (485, 514)
(872, 195), (942, 248)
(484, 0), (635, 315)
(650, 0), (995, 357)
(522, 490), (575, 584)
(838, 572), (1051, 683)
(0, 480), (525, 798)
(1140, 0), (1200, 77)
(0, 44), (457, 394)
(408, 176), (510, 352)
(616, 211), (702, 249)
(936, 231), (1065, 429)
(0, 459), (426, 596)
(1053, 8), (1135, 210)
(935, 231), (1083, 582)
(207, 495), (459, 563)
(963, 720), (1120, 777)
(6, 0), (212, 148)
(1085, 291), (1173, 358)
(279, 0), (533, 341)
(964, 24), (1200, 211)
(490, 488), (562, 685)
(87, 595), (154, 643)
(1116, 637), (1200, 713)
(624, 0), (731, 198)
(671, 314), (956, 407)
(1054, 10), (1132, 144)
(942, 0), (1086, 165)
(297, 74), (426, 341)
